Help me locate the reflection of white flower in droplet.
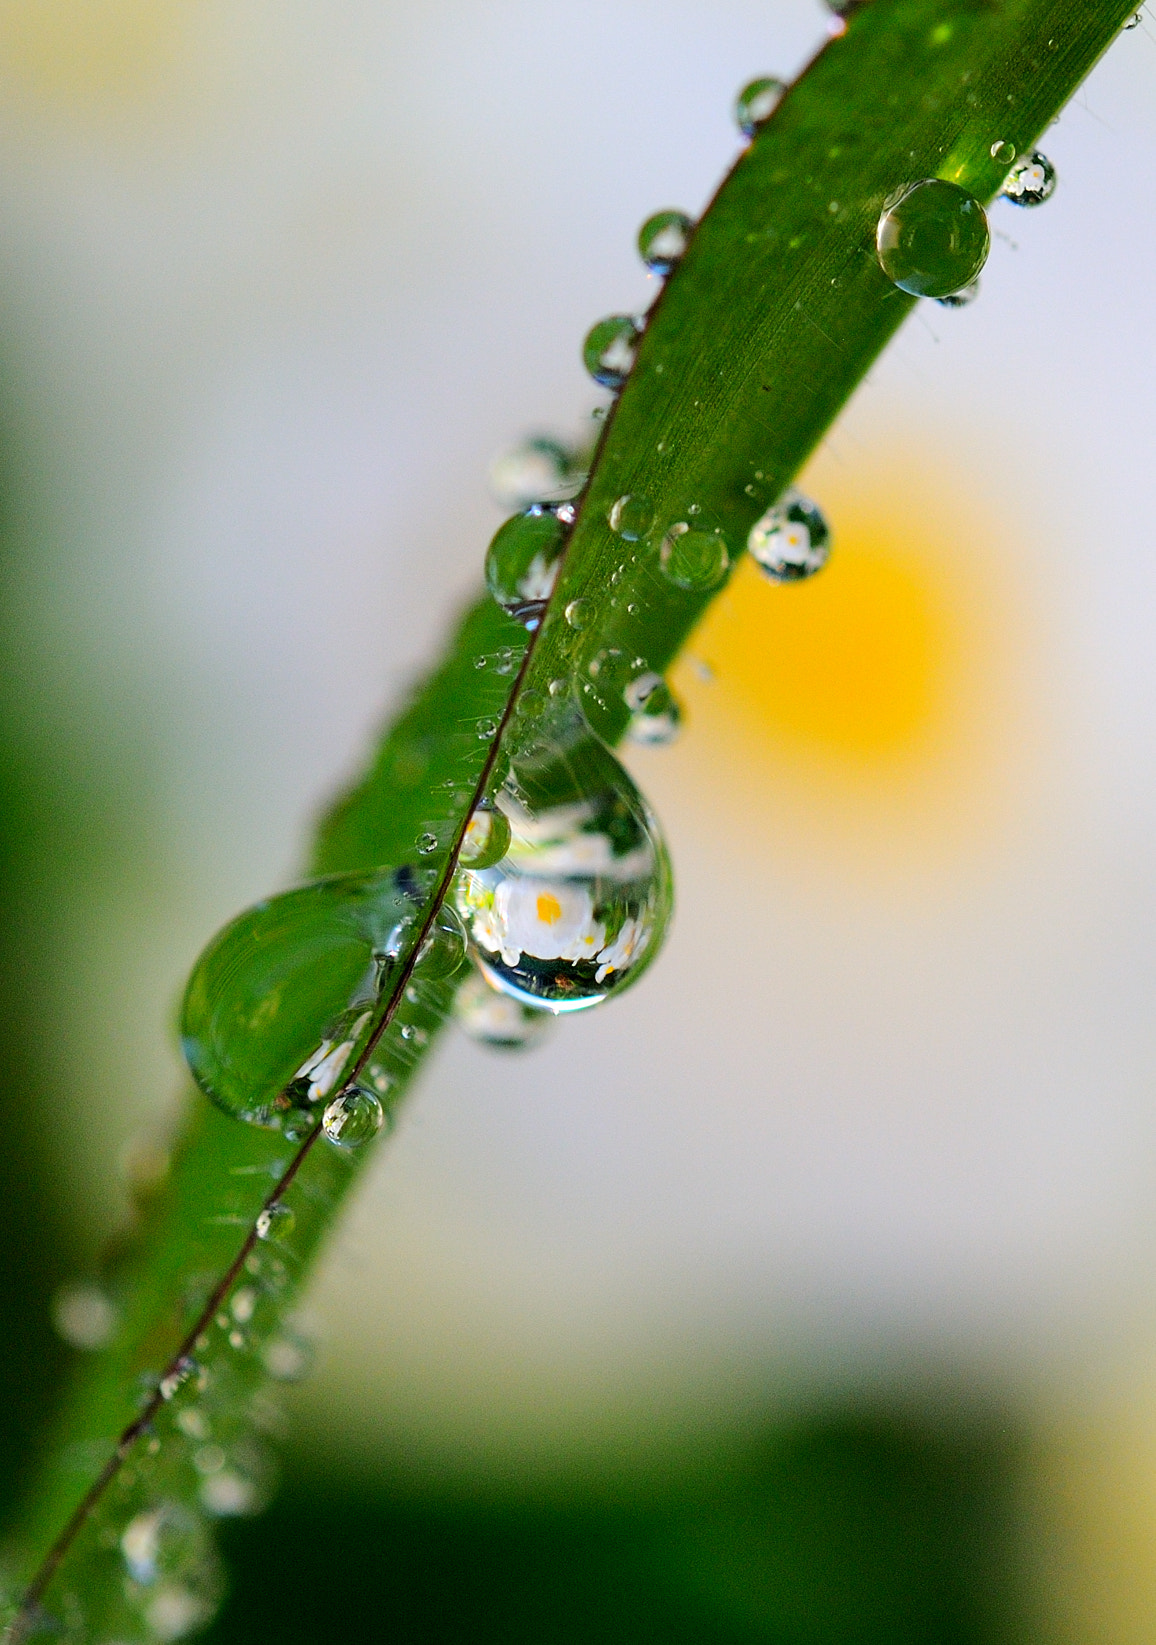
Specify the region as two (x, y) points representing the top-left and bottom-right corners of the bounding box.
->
(480, 877), (605, 965)
(595, 916), (648, 983)
(516, 552), (560, 604)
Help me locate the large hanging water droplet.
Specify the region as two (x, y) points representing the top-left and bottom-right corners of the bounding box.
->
(485, 503), (570, 629)
(453, 712), (672, 1013)
(999, 151), (1056, 207)
(637, 210), (693, 275)
(625, 674), (682, 746)
(181, 868), (420, 1128)
(453, 968), (554, 1049)
(748, 489), (831, 582)
(659, 522), (730, 591)
(734, 76), (785, 138)
(322, 1086), (384, 1148)
(876, 179), (990, 298)
(489, 436), (582, 509)
(608, 493), (654, 541)
(582, 315), (642, 390)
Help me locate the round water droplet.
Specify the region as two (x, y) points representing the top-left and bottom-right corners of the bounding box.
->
(452, 711), (672, 1013)
(1125, 10), (1143, 25)
(121, 1502), (214, 1590)
(181, 868), (416, 1128)
(488, 436), (581, 509)
(322, 1086), (383, 1148)
(990, 139), (1016, 165)
(476, 717), (499, 740)
(876, 179), (990, 298)
(935, 278), (980, 309)
(459, 801), (512, 869)
(659, 522), (730, 591)
(485, 503), (569, 629)
(255, 1203), (295, 1243)
(608, 493), (654, 542)
(734, 76), (785, 138)
(454, 968), (554, 1049)
(415, 831), (438, 856)
(582, 315), (642, 390)
(52, 1282), (118, 1351)
(999, 150), (1056, 207)
(625, 675), (682, 747)
(564, 597), (591, 631)
(637, 210), (693, 275)
(416, 903), (467, 979)
(748, 489), (831, 582)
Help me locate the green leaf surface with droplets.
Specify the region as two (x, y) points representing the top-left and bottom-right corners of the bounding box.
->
(4, 1), (1135, 1635)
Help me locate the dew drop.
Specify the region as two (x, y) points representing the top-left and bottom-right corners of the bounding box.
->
(488, 436), (581, 509)
(415, 831), (438, 856)
(485, 503), (570, 629)
(322, 1086), (384, 1149)
(625, 674), (682, 747)
(748, 489), (831, 582)
(637, 210), (693, 275)
(416, 903), (467, 979)
(476, 717), (499, 741)
(453, 967), (555, 1049)
(582, 315), (642, 390)
(453, 711), (672, 1013)
(876, 179), (990, 298)
(999, 150), (1056, 207)
(608, 493), (655, 541)
(734, 76), (785, 138)
(158, 1356), (197, 1402)
(263, 1330), (312, 1383)
(935, 278), (980, 308)
(659, 522), (730, 591)
(52, 1282), (118, 1351)
(181, 869), (416, 1128)
(255, 1203), (295, 1243)
(1125, 9), (1143, 24)
(459, 801), (512, 869)
(990, 139), (1016, 165)
(564, 597), (591, 631)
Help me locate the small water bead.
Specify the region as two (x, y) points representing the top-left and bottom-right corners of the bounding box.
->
(990, 139), (1016, 165)
(158, 1356), (197, 1402)
(625, 676), (682, 747)
(263, 1330), (312, 1382)
(564, 597), (591, 631)
(453, 710), (672, 1013)
(935, 278), (980, 309)
(608, 493), (654, 541)
(488, 436), (580, 509)
(734, 76), (785, 139)
(876, 179), (990, 298)
(999, 151), (1056, 207)
(52, 1281), (118, 1350)
(582, 314), (642, 390)
(459, 801), (512, 869)
(454, 968), (554, 1049)
(485, 503), (570, 629)
(181, 867), (419, 1128)
(476, 717), (499, 740)
(255, 1203), (295, 1243)
(748, 489), (831, 581)
(659, 522), (730, 591)
(415, 831), (438, 856)
(637, 210), (693, 275)
(321, 1086), (384, 1149)
(1125, 10), (1144, 25)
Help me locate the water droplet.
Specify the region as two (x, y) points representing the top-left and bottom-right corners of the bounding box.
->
(935, 278), (980, 308)
(459, 801), (512, 869)
(564, 597), (591, 631)
(52, 1282), (118, 1350)
(255, 1203), (295, 1243)
(659, 522), (730, 591)
(999, 150), (1056, 207)
(181, 868), (416, 1128)
(476, 717), (499, 740)
(121, 1503), (213, 1589)
(748, 489), (831, 581)
(474, 654), (488, 669)
(322, 1086), (384, 1148)
(637, 210), (693, 275)
(488, 435), (582, 509)
(1125, 9), (1144, 25)
(415, 831), (438, 856)
(625, 675), (682, 746)
(608, 493), (654, 541)
(876, 179), (990, 298)
(485, 504), (570, 629)
(734, 76), (785, 138)
(230, 1286), (257, 1324)
(452, 711), (672, 1013)
(263, 1330), (312, 1382)
(453, 968), (555, 1049)
(990, 139), (1016, 165)
(158, 1356), (198, 1403)
(582, 315), (642, 390)
(416, 903), (467, 979)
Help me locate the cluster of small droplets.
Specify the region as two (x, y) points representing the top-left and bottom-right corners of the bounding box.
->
(999, 151), (1057, 207)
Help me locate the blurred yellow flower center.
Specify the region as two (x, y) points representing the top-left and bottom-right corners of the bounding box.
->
(536, 893), (563, 926)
